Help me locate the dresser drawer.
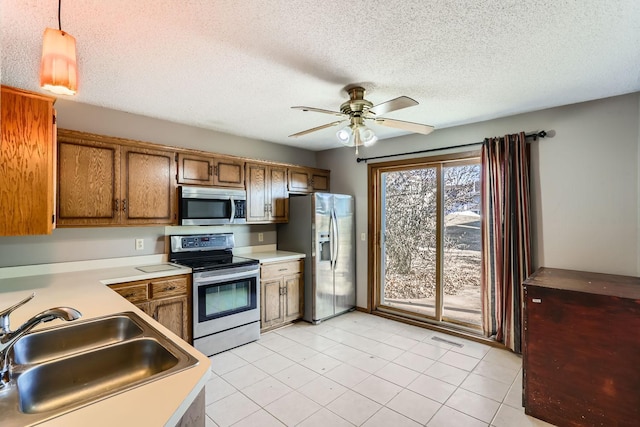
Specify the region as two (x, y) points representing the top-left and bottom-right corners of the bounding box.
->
(151, 277), (189, 299)
(110, 282), (149, 304)
(261, 260), (303, 279)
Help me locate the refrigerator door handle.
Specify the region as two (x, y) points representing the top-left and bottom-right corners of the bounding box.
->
(332, 209), (339, 270)
(328, 209), (335, 270)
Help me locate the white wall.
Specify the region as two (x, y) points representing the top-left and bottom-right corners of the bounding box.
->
(317, 93), (640, 309)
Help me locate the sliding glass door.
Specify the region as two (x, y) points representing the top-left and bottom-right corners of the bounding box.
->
(371, 152), (481, 329)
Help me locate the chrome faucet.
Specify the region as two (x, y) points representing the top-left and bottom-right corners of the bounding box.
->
(0, 293), (81, 387)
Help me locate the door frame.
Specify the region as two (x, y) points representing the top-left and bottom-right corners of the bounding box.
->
(367, 150), (481, 328)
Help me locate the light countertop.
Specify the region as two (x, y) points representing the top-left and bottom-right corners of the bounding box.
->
(0, 260), (210, 427)
(235, 245), (305, 263)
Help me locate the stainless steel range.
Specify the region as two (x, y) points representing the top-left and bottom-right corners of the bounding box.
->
(169, 233), (260, 356)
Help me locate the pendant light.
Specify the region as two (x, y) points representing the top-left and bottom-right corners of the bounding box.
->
(40, 0), (78, 95)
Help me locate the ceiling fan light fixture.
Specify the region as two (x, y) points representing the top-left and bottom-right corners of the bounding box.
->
(336, 126), (353, 146)
(360, 126), (377, 147)
(40, 1), (78, 96)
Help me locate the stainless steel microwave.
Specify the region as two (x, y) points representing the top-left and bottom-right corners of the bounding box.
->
(178, 186), (247, 225)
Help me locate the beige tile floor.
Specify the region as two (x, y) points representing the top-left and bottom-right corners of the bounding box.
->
(205, 312), (554, 427)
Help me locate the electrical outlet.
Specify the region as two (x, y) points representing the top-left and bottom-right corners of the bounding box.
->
(135, 238), (144, 251)
(258, 233), (264, 242)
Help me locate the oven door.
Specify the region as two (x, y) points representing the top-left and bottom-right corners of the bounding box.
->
(193, 265), (260, 339)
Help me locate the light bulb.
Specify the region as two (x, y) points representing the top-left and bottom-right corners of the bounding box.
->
(336, 126), (353, 146)
(361, 127), (377, 147)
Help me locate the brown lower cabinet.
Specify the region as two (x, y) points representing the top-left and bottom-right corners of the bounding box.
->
(109, 274), (191, 343)
(522, 268), (640, 427)
(260, 259), (304, 331)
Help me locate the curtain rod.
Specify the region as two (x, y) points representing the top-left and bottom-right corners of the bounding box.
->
(355, 130), (548, 163)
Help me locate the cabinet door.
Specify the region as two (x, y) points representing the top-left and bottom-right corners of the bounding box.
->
(122, 146), (177, 225)
(149, 295), (190, 343)
(177, 153), (214, 186)
(57, 138), (121, 226)
(261, 277), (284, 329)
(310, 171), (330, 192)
(524, 285), (640, 426)
(288, 167), (330, 194)
(246, 163), (269, 222)
(269, 166), (288, 222)
(284, 273), (303, 322)
(288, 169), (312, 193)
(1, 87), (55, 235)
(213, 157), (244, 188)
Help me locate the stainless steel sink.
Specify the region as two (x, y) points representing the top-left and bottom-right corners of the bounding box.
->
(0, 311), (199, 426)
(18, 338), (179, 414)
(12, 314), (143, 365)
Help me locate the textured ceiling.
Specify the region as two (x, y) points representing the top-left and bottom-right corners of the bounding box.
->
(2, 0), (639, 151)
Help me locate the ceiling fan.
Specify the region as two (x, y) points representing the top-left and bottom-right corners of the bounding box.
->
(289, 86), (434, 153)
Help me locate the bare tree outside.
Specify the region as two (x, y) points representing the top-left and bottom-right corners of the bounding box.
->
(381, 163), (481, 326)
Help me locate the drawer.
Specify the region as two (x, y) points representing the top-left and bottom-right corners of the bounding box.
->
(151, 277), (188, 299)
(110, 282), (149, 304)
(261, 260), (303, 279)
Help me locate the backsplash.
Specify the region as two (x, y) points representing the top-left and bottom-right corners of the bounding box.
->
(0, 224), (276, 268)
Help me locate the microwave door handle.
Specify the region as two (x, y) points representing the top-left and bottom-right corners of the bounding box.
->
(229, 197), (236, 223)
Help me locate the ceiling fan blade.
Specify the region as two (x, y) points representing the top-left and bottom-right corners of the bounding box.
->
(291, 106), (347, 117)
(289, 120), (346, 138)
(368, 96), (419, 116)
(373, 118), (435, 135)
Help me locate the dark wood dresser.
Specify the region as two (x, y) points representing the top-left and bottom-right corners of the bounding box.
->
(522, 267), (640, 427)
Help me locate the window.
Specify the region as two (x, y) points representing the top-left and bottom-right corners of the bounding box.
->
(369, 151), (482, 330)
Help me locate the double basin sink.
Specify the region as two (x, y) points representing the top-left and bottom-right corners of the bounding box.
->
(0, 311), (199, 426)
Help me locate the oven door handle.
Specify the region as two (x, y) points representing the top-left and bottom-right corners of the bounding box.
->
(194, 268), (259, 283)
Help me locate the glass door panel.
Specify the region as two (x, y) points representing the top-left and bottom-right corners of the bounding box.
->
(380, 167), (438, 318)
(442, 164), (482, 327)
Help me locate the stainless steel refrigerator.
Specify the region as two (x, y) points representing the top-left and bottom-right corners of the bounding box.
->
(277, 193), (355, 324)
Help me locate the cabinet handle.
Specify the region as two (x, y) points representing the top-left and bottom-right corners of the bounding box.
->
(114, 199), (119, 212)
(164, 286), (176, 291)
(122, 199), (127, 212)
(532, 298), (542, 303)
(278, 268), (287, 272)
(124, 292), (135, 298)
(208, 165), (213, 176)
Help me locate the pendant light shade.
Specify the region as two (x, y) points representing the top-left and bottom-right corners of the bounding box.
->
(40, 28), (78, 95)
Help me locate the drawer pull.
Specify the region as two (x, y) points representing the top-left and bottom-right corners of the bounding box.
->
(278, 268), (287, 272)
(124, 293), (136, 298)
(532, 298), (542, 303)
(164, 286), (177, 291)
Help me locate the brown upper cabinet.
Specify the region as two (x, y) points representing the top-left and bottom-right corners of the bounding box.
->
(57, 130), (177, 226)
(245, 162), (288, 223)
(0, 86), (56, 236)
(288, 167), (330, 193)
(176, 152), (244, 188)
